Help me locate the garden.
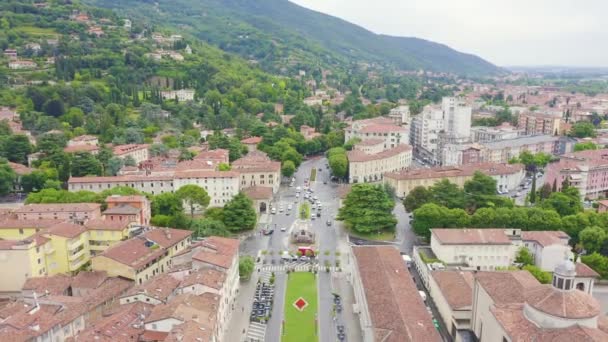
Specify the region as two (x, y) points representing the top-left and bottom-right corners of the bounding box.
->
(282, 272), (318, 342)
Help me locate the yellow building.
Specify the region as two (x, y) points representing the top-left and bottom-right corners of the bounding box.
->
(0, 218), (61, 240)
(44, 222), (91, 274)
(0, 234), (52, 295)
(84, 219), (131, 256)
(92, 228), (192, 285)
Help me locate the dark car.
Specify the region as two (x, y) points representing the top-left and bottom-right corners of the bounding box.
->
(326, 220), (332, 226)
(316, 211), (321, 217)
(263, 229), (274, 235)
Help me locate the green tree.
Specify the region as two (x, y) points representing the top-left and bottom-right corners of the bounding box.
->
(412, 203), (444, 238)
(515, 247), (534, 266)
(106, 157), (124, 176)
(2, 135), (32, 165)
(222, 193), (257, 231)
(569, 122), (597, 138)
(281, 160), (296, 178)
(71, 152), (102, 177)
(176, 185), (210, 218)
(190, 218), (229, 238)
(403, 186), (433, 212)
(579, 226), (608, 253)
(464, 171), (497, 196)
(574, 141), (598, 152)
(430, 179), (465, 209)
(239, 256), (255, 280)
(218, 163), (231, 171)
(0, 161), (16, 196)
(151, 192), (184, 217)
(538, 183), (552, 200)
(327, 147), (348, 178)
(542, 192), (582, 217)
(581, 253), (608, 279)
(523, 265), (552, 284)
(337, 184), (397, 234)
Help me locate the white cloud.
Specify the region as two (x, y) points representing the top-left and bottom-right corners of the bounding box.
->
(290, 0), (608, 66)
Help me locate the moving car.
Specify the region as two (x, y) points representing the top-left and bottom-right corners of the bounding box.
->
(263, 229), (274, 235)
(280, 226), (287, 232)
(271, 208), (276, 214)
(316, 211), (321, 217)
(326, 220), (332, 226)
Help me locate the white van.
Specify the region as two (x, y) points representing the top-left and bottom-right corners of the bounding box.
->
(401, 254), (412, 268)
(418, 291), (427, 302)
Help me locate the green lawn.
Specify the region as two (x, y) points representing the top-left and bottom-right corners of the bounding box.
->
(282, 272), (318, 342)
(310, 168), (317, 182)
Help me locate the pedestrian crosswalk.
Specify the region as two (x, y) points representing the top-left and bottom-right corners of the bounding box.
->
(245, 321), (266, 342)
(261, 263), (341, 272)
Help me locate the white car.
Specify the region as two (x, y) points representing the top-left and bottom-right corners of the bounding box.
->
(281, 226), (287, 232)
(279, 206), (284, 212)
(296, 186), (301, 192)
(287, 204), (293, 210)
(271, 208), (276, 214)
(295, 193), (299, 198)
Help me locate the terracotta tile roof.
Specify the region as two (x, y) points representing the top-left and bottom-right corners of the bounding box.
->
(69, 174), (174, 183)
(355, 138), (384, 146)
(430, 271), (474, 310)
(22, 274), (72, 295)
(576, 262), (600, 278)
(193, 149), (229, 162)
(232, 151), (281, 172)
(145, 293), (219, 326)
(359, 124), (407, 134)
(105, 195), (148, 203)
(0, 239), (33, 250)
(352, 246), (441, 342)
(7, 162), (34, 175)
(98, 236), (166, 269)
(173, 170), (239, 178)
(241, 136), (262, 144)
(47, 222), (87, 238)
(162, 320), (213, 342)
(347, 144), (411, 163)
(475, 271), (539, 304)
(491, 303), (608, 341)
(143, 228), (192, 249)
(242, 186), (273, 200)
(0, 218), (62, 229)
(432, 228), (512, 245)
(174, 159), (218, 171)
(84, 277), (133, 307)
(525, 285), (600, 319)
(192, 236), (239, 269)
(178, 269), (226, 290)
(102, 204), (141, 215)
(124, 273), (180, 302)
(15, 203), (101, 214)
(72, 302), (152, 342)
(113, 144), (149, 155)
(71, 271), (108, 289)
(85, 218), (130, 231)
(141, 330), (169, 341)
(522, 231), (569, 247)
(385, 162), (524, 180)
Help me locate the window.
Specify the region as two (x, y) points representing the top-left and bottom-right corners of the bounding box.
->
(37, 258), (41, 264)
(19, 229), (24, 235)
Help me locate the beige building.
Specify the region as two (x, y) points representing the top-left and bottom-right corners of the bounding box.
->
(348, 144), (412, 183)
(113, 144), (150, 164)
(232, 151), (281, 193)
(384, 162), (525, 198)
(67, 134), (98, 147)
(345, 116), (410, 149)
(0, 235), (51, 296)
(15, 203), (102, 222)
(428, 270), (474, 339)
(430, 228), (574, 272)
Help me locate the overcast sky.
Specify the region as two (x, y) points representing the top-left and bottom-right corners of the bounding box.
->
(290, 0), (607, 67)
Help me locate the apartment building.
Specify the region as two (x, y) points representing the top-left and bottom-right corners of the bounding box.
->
(113, 144), (150, 164)
(518, 112), (562, 135)
(174, 170), (240, 206)
(545, 148), (608, 199)
(429, 228), (573, 272)
(442, 97), (472, 141)
(480, 135), (564, 163)
(345, 116), (410, 149)
(0, 235), (52, 295)
(231, 151), (281, 194)
(384, 162), (525, 198)
(347, 144), (412, 183)
(15, 203), (101, 222)
(84, 219), (132, 256)
(470, 123), (521, 143)
(388, 105), (410, 125)
(104, 194), (151, 225)
(91, 228), (192, 285)
(45, 222), (91, 274)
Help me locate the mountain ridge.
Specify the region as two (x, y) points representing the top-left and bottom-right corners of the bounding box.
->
(88, 0), (502, 76)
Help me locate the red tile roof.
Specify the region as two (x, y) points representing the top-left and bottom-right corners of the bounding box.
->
(352, 246), (441, 342)
(576, 262), (600, 278)
(113, 144), (149, 155)
(85, 218), (130, 231)
(192, 236), (239, 269)
(143, 228), (192, 249)
(145, 293), (219, 326)
(22, 274), (72, 295)
(242, 186), (273, 200)
(475, 271), (539, 304)
(47, 222), (87, 238)
(385, 162), (524, 180)
(71, 271), (108, 289)
(432, 228), (512, 245)
(347, 144), (411, 163)
(178, 269), (226, 290)
(124, 273), (180, 302)
(522, 231), (569, 247)
(15, 203), (101, 214)
(63, 144), (99, 153)
(98, 237), (166, 269)
(525, 285), (600, 319)
(241, 136), (262, 144)
(72, 302), (152, 342)
(430, 271), (474, 310)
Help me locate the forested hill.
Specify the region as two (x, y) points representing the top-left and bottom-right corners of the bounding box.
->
(88, 0), (502, 76)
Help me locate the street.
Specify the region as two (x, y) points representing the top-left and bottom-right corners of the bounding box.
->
(227, 156), (362, 342)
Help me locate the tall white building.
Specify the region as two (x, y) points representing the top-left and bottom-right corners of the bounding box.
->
(442, 97), (472, 141)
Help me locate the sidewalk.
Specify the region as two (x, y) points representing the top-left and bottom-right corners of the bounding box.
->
(333, 272), (363, 342)
(224, 272), (260, 342)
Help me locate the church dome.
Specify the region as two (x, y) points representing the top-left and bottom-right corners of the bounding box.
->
(525, 285), (600, 320)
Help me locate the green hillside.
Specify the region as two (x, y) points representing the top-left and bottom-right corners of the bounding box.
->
(88, 0), (502, 76)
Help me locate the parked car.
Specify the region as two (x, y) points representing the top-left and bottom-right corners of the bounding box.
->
(299, 256), (310, 262)
(271, 208), (276, 214)
(281, 226), (287, 232)
(316, 211), (321, 217)
(326, 220), (332, 226)
(263, 229), (274, 235)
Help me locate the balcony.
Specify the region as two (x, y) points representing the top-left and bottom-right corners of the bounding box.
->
(68, 247), (86, 261)
(70, 256), (88, 270)
(44, 244), (55, 255)
(89, 240), (112, 251)
(67, 238), (84, 251)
